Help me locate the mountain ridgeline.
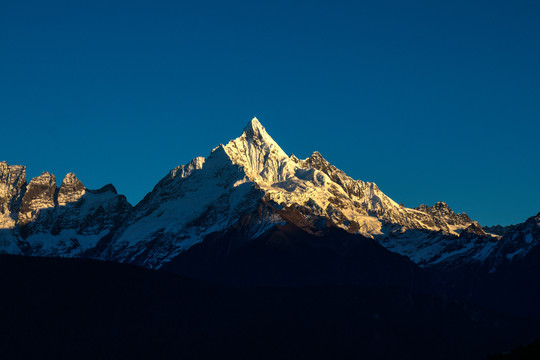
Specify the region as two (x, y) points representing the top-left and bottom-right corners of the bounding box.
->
(1, 118), (539, 317)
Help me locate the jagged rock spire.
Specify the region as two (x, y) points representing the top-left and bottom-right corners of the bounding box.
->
(58, 173), (86, 206)
(18, 172), (57, 225)
(0, 161), (27, 229)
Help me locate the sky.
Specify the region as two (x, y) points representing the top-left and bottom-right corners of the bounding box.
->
(1, 0), (539, 226)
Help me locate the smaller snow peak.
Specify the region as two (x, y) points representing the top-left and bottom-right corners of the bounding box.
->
(208, 144), (235, 164)
(165, 156), (208, 185)
(460, 221), (488, 238)
(98, 184), (117, 194)
(297, 152), (329, 169)
(211, 144), (225, 154)
(181, 156), (206, 178)
(93, 183), (117, 194)
(308, 151), (327, 164)
(209, 144), (236, 166)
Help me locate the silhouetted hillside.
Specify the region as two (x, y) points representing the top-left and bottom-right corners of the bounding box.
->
(487, 338), (540, 360)
(162, 224), (429, 289)
(0, 255), (537, 360)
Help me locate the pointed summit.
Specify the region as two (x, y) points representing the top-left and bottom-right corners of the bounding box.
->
(241, 117), (278, 148)
(243, 117), (264, 134)
(232, 117), (288, 158)
(223, 117), (294, 183)
(460, 221), (488, 238)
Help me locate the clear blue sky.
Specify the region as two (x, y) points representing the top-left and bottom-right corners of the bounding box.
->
(1, 0), (538, 226)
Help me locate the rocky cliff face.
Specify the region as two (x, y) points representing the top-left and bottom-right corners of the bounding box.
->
(415, 202), (472, 232)
(0, 166), (131, 257)
(18, 172), (57, 227)
(0, 161), (26, 229)
(58, 173), (86, 205)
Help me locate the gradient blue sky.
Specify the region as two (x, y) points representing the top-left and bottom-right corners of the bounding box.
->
(1, 0), (539, 225)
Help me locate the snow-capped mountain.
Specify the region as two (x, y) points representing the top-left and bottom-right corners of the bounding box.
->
(90, 118), (482, 268)
(0, 118), (538, 277)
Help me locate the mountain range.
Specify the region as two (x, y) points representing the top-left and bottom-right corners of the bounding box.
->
(1, 118), (539, 318)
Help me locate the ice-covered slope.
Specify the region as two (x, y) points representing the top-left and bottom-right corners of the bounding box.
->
(97, 143), (280, 268)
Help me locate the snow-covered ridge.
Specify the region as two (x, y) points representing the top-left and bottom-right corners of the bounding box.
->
(220, 118), (474, 238)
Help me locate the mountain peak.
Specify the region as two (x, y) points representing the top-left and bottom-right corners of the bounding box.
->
(223, 117), (293, 183)
(308, 151), (327, 162)
(230, 117), (284, 155)
(31, 172), (56, 184)
(243, 117), (264, 133)
(61, 173), (83, 186)
(460, 221), (488, 238)
(241, 117), (275, 145)
(58, 173), (86, 206)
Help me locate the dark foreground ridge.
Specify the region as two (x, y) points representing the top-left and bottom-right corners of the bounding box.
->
(162, 223), (430, 289)
(487, 339), (540, 360)
(0, 255), (538, 360)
